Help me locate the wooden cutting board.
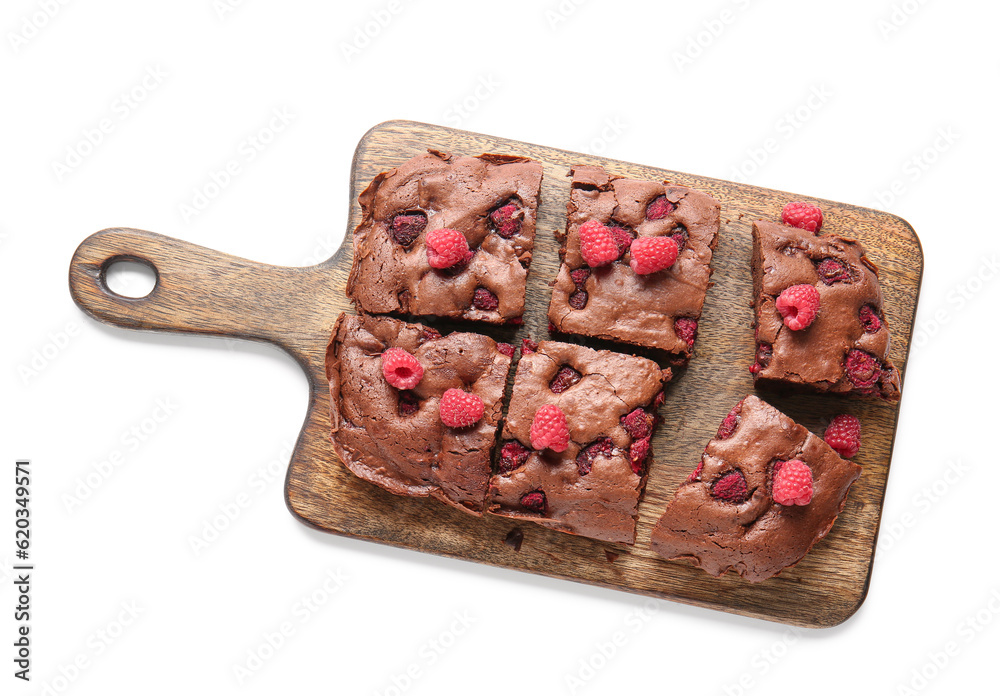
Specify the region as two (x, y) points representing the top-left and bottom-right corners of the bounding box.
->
(68, 119), (922, 628)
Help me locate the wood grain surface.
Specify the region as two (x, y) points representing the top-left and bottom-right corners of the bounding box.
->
(68, 120), (922, 628)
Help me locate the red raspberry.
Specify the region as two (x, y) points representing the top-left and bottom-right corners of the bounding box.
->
(568, 291), (588, 309)
(439, 388), (484, 428)
(687, 460), (704, 482)
(530, 404), (570, 452)
(549, 365), (582, 394)
(397, 390), (420, 416)
(629, 437), (650, 475)
(426, 228), (472, 269)
(776, 284), (821, 331)
(846, 349), (880, 388)
(772, 460), (813, 506)
(825, 414), (861, 458)
(420, 327), (442, 343)
(674, 317), (698, 347)
(390, 212), (427, 247)
(816, 258), (852, 285)
(521, 338), (538, 355)
(521, 490), (547, 512)
(497, 342), (515, 358)
(670, 225), (689, 252)
(576, 437), (613, 476)
(750, 342), (773, 375)
(472, 287), (499, 311)
(621, 408), (652, 440)
(859, 305), (881, 333)
(381, 348), (424, 390)
(498, 441), (530, 475)
(578, 220), (619, 268)
(711, 470), (748, 503)
(716, 401), (743, 440)
(781, 201), (824, 233)
(570, 268), (591, 287)
(489, 202), (522, 238)
(608, 224), (635, 258)
(629, 236), (679, 275)
(646, 195), (676, 220)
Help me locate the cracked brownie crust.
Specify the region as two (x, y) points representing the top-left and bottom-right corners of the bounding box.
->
(547, 165), (720, 360)
(326, 313), (511, 515)
(650, 395), (862, 583)
(487, 341), (671, 544)
(750, 220), (902, 401)
(346, 149), (543, 324)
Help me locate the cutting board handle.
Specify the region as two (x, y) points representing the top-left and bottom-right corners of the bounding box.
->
(69, 227), (335, 359)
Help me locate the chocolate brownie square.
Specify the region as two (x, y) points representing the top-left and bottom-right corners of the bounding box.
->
(326, 313), (512, 515)
(547, 165), (720, 361)
(750, 220), (902, 401)
(650, 395), (862, 582)
(346, 149), (543, 324)
(487, 340), (671, 544)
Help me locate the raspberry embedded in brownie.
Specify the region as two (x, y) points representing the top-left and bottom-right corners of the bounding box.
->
(750, 219), (902, 401)
(547, 165), (720, 362)
(650, 395), (862, 583)
(487, 340), (672, 544)
(326, 313), (512, 515)
(346, 149), (543, 324)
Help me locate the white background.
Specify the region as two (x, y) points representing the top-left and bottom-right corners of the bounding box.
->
(2, 0), (998, 694)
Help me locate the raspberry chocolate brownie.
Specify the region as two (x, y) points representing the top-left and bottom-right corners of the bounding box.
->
(487, 340), (672, 544)
(650, 395), (862, 583)
(346, 149), (543, 324)
(547, 165), (720, 362)
(326, 313), (513, 515)
(750, 219), (902, 401)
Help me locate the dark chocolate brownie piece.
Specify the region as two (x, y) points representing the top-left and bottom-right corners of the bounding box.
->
(750, 220), (902, 401)
(326, 313), (512, 515)
(547, 165), (720, 362)
(346, 149), (543, 324)
(650, 395), (862, 583)
(487, 340), (671, 544)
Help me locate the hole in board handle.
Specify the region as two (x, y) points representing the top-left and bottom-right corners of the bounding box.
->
(102, 257), (158, 299)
